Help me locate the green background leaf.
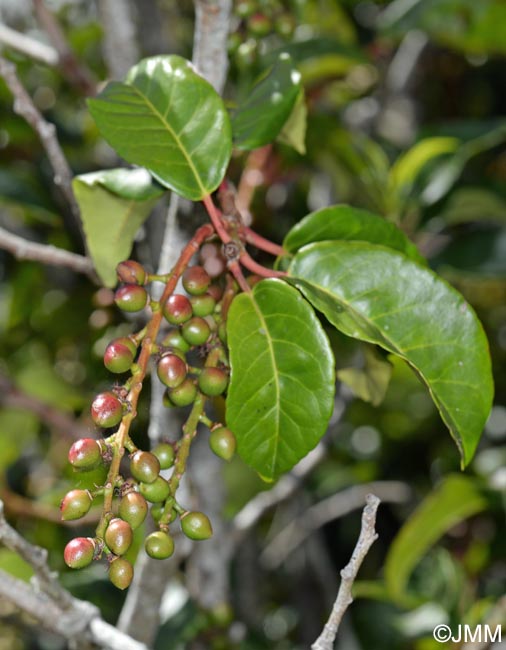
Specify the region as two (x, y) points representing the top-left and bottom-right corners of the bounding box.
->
(88, 55), (232, 200)
(288, 241), (493, 465)
(226, 279), (335, 480)
(276, 89), (307, 154)
(337, 346), (393, 407)
(74, 168), (164, 287)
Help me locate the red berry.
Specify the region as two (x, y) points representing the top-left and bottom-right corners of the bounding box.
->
(145, 531), (175, 559)
(163, 294), (193, 325)
(181, 511), (213, 540)
(207, 283), (224, 302)
(64, 537), (95, 569)
(116, 260), (146, 285)
(114, 284), (148, 312)
(109, 557), (133, 590)
(91, 392), (123, 428)
(209, 427), (236, 461)
(68, 438), (102, 470)
(157, 354), (187, 389)
(182, 266), (211, 296)
(104, 339), (135, 373)
(130, 450), (160, 484)
(105, 517), (133, 556)
(60, 489), (93, 521)
(181, 317), (211, 346)
(118, 492), (148, 530)
(198, 368), (228, 397)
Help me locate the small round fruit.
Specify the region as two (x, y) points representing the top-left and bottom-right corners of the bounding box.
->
(218, 321), (227, 345)
(139, 476), (170, 503)
(130, 450), (160, 484)
(182, 266), (211, 296)
(145, 531), (175, 559)
(181, 317), (211, 346)
(275, 12), (296, 38)
(209, 427), (237, 461)
(152, 443), (175, 470)
(64, 537), (95, 569)
(116, 260), (146, 285)
(190, 294), (216, 317)
(60, 489), (93, 521)
(157, 354), (187, 389)
(114, 284), (148, 313)
(118, 492), (148, 530)
(236, 0), (257, 18)
(91, 392), (123, 428)
(105, 518), (133, 556)
(161, 329), (190, 353)
(163, 294), (193, 325)
(167, 378), (198, 407)
(247, 13), (272, 37)
(198, 368), (228, 397)
(68, 438), (102, 470)
(104, 339), (135, 373)
(207, 283), (224, 302)
(109, 557), (133, 590)
(181, 511), (213, 541)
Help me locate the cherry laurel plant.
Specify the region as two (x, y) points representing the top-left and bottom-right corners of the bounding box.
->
(62, 55), (494, 589)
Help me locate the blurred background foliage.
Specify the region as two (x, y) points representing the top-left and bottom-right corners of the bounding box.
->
(0, 0), (505, 648)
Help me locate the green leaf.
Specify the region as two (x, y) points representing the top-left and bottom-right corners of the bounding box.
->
(288, 241), (493, 465)
(226, 279), (335, 480)
(88, 55), (232, 200)
(337, 346), (393, 407)
(232, 53), (301, 150)
(384, 475), (487, 603)
(282, 205), (424, 263)
(73, 169), (164, 287)
(276, 89), (307, 154)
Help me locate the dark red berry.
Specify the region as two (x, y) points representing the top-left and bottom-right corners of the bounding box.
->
(181, 511), (213, 540)
(181, 317), (211, 346)
(114, 284), (148, 312)
(118, 492), (148, 530)
(209, 427), (236, 461)
(163, 294), (193, 325)
(167, 378), (198, 407)
(157, 354), (187, 389)
(139, 476), (170, 503)
(182, 266), (211, 296)
(130, 450), (160, 484)
(152, 443), (175, 470)
(60, 489), (93, 521)
(104, 339), (135, 373)
(161, 329), (191, 353)
(68, 438), (101, 470)
(64, 537), (95, 569)
(116, 260), (147, 285)
(109, 557), (133, 590)
(190, 294), (216, 317)
(198, 368), (228, 397)
(105, 517), (133, 556)
(91, 392), (123, 428)
(145, 531), (175, 559)
(207, 283), (224, 302)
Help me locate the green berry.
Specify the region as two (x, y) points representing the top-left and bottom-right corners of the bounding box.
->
(182, 266), (211, 296)
(181, 317), (211, 346)
(109, 557), (133, 590)
(91, 392), (123, 428)
(236, 0), (257, 18)
(190, 294), (216, 317)
(209, 427), (237, 461)
(104, 339), (135, 373)
(114, 284), (148, 312)
(152, 443), (175, 470)
(157, 354), (187, 389)
(167, 378), (198, 407)
(163, 294), (193, 325)
(139, 476), (170, 503)
(68, 438), (102, 470)
(145, 531), (175, 559)
(161, 329), (190, 353)
(60, 489), (92, 521)
(181, 511), (213, 541)
(275, 13), (296, 38)
(116, 260), (146, 285)
(118, 492), (148, 530)
(218, 321), (227, 345)
(105, 517), (133, 556)
(198, 368), (228, 397)
(247, 12), (272, 37)
(130, 450), (160, 484)
(64, 537), (95, 569)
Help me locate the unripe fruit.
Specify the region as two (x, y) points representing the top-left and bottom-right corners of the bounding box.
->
(60, 489), (93, 521)
(109, 557), (133, 590)
(181, 317), (211, 346)
(64, 537), (95, 569)
(247, 13), (272, 37)
(163, 294), (193, 325)
(116, 260), (146, 285)
(161, 329), (190, 353)
(105, 517), (133, 556)
(190, 294), (216, 317)
(68, 438), (102, 470)
(152, 443), (175, 470)
(139, 476), (170, 503)
(157, 354), (187, 389)
(182, 266), (211, 296)
(104, 339), (135, 373)
(209, 427), (237, 461)
(198, 368), (228, 397)
(275, 13), (296, 38)
(114, 284), (148, 312)
(236, 0), (257, 18)
(91, 392), (123, 428)
(167, 378), (198, 407)
(218, 321), (227, 345)
(130, 450), (160, 484)
(145, 531), (175, 559)
(181, 511), (213, 540)
(118, 492), (148, 530)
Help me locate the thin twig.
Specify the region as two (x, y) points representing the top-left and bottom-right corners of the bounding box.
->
(0, 24), (59, 66)
(0, 225), (94, 276)
(311, 494), (381, 650)
(97, 0), (140, 79)
(192, 0), (232, 93)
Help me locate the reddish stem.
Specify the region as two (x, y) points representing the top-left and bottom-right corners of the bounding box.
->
(239, 250), (287, 278)
(202, 194), (231, 244)
(229, 260), (251, 293)
(243, 227), (286, 257)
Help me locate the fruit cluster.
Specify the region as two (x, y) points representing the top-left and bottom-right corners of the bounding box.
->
(62, 250), (237, 589)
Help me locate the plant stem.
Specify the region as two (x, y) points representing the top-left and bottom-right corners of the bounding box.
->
(242, 227), (286, 257)
(239, 250), (287, 278)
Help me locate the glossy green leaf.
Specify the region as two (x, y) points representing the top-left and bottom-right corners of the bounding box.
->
(289, 241), (493, 465)
(337, 346), (392, 407)
(283, 205), (424, 263)
(384, 475), (487, 603)
(232, 53), (301, 150)
(88, 55), (232, 200)
(73, 169), (164, 287)
(276, 89), (307, 154)
(226, 279), (335, 480)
